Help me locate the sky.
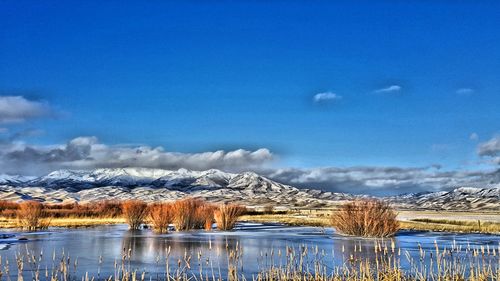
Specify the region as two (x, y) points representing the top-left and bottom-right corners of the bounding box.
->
(1, 1), (500, 195)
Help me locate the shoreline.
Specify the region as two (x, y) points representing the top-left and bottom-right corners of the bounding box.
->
(1, 212), (499, 234)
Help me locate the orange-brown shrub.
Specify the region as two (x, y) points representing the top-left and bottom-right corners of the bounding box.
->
(0, 200), (123, 220)
(331, 199), (399, 237)
(196, 204), (216, 230)
(148, 203), (173, 233)
(172, 198), (208, 231)
(91, 200), (123, 217)
(122, 200), (148, 230)
(16, 201), (49, 230)
(0, 200), (19, 218)
(0, 200), (19, 211)
(214, 204), (246, 231)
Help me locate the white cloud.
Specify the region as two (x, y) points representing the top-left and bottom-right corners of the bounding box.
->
(477, 135), (500, 164)
(456, 88), (475, 96)
(0, 96), (52, 124)
(469, 133), (479, 141)
(313, 92), (342, 102)
(264, 166), (499, 195)
(0, 136), (274, 175)
(2, 134), (500, 195)
(374, 85), (402, 94)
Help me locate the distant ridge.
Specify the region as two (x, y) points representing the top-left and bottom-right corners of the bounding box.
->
(0, 168), (498, 210)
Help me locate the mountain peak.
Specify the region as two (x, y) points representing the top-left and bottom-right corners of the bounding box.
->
(1, 169), (498, 210)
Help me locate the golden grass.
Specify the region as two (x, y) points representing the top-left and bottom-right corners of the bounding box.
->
(0, 217), (125, 228)
(2, 212), (498, 234)
(0, 198), (498, 235)
(242, 211), (500, 234)
(240, 213), (330, 227)
(401, 219), (500, 234)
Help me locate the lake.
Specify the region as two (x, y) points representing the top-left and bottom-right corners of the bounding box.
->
(1, 223), (499, 280)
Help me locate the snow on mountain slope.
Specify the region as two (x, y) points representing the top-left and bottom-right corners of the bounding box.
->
(32, 168), (235, 188)
(0, 168), (498, 210)
(386, 187), (500, 210)
(1, 168), (348, 207)
(0, 174), (33, 185)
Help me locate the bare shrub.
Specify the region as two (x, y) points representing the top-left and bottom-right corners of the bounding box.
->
(16, 201), (49, 230)
(331, 199), (399, 237)
(148, 203), (173, 233)
(122, 200), (148, 230)
(91, 200), (123, 217)
(196, 204), (215, 230)
(172, 198), (206, 231)
(214, 204), (246, 231)
(21, 200), (124, 219)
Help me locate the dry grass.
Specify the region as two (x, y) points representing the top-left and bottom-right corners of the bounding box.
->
(122, 200), (148, 230)
(263, 205), (274, 214)
(1, 198), (499, 235)
(402, 219), (500, 234)
(148, 203), (173, 233)
(331, 199), (399, 237)
(214, 204), (246, 230)
(16, 201), (50, 230)
(0, 200), (123, 219)
(240, 213), (330, 227)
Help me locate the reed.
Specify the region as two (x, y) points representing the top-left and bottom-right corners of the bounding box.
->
(214, 204), (246, 230)
(331, 199), (399, 237)
(122, 200), (148, 230)
(4, 239), (499, 281)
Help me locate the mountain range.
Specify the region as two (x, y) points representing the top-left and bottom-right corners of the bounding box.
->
(0, 168), (498, 211)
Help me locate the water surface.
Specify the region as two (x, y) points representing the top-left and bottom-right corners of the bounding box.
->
(0, 223), (499, 279)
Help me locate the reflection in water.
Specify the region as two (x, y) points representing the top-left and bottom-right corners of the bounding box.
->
(0, 224), (498, 280)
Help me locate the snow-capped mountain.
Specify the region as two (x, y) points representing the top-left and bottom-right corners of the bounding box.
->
(0, 174), (33, 185)
(0, 168), (352, 206)
(386, 187), (500, 210)
(0, 168), (498, 210)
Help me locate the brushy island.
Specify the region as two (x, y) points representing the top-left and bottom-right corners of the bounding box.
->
(2, 198), (400, 237)
(6, 198), (246, 232)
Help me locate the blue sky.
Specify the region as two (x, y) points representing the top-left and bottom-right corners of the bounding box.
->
(1, 1), (500, 194)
